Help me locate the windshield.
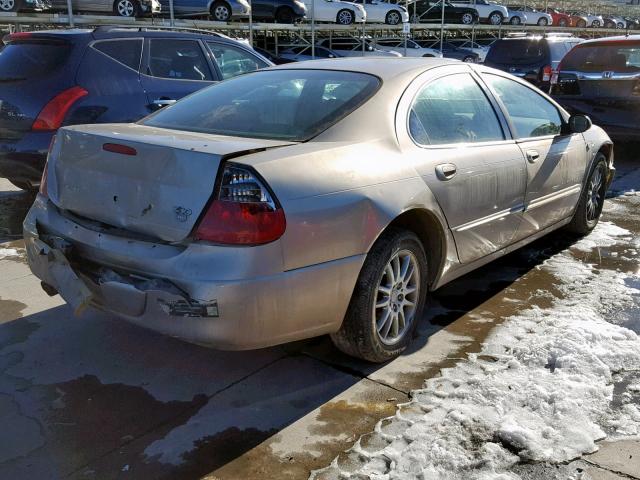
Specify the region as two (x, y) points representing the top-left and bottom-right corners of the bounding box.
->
(561, 43), (640, 73)
(143, 69), (381, 142)
(0, 40), (72, 81)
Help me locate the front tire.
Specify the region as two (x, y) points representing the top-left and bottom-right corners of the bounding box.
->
(566, 154), (607, 235)
(210, 1), (231, 21)
(462, 55), (475, 63)
(488, 10), (503, 25)
(577, 19), (587, 28)
(331, 228), (428, 363)
(385, 10), (401, 25)
(559, 18), (568, 27)
(113, 0), (139, 17)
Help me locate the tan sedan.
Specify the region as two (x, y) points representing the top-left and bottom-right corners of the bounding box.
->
(24, 58), (614, 362)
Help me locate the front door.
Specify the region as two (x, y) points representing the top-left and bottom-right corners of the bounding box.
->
(402, 66), (527, 264)
(482, 72), (588, 238)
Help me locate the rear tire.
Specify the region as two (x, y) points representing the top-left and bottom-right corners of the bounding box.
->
(461, 12), (474, 24)
(510, 15), (521, 25)
(0, 0), (20, 12)
(113, 0), (139, 17)
(210, 1), (231, 21)
(537, 17), (548, 26)
(592, 19), (601, 28)
(566, 154), (607, 235)
(463, 55), (475, 63)
(331, 228), (428, 363)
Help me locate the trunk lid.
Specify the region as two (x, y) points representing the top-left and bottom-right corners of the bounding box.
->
(48, 124), (294, 242)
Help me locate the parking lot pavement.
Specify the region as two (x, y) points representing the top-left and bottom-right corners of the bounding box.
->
(1, 155), (640, 480)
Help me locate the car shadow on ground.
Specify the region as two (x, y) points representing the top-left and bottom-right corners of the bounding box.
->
(0, 184), (580, 479)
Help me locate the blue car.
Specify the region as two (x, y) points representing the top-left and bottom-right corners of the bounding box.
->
(0, 27), (271, 190)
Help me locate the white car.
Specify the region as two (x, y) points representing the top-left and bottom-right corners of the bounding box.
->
(450, 0), (509, 25)
(447, 38), (489, 61)
(375, 37), (443, 57)
(303, 0), (366, 24)
(506, 9), (527, 25)
(346, 0), (408, 24)
(316, 37), (402, 56)
(507, 5), (552, 26)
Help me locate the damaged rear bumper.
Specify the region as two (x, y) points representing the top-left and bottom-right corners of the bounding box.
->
(24, 195), (364, 350)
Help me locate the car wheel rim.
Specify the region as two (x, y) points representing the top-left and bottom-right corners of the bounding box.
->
(117, 0), (134, 15)
(586, 165), (605, 222)
(374, 249), (419, 346)
(338, 11), (352, 24)
(593, 20), (600, 27)
(539, 18), (547, 25)
(512, 17), (520, 25)
(462, 13), (473, 24)
(559, 19), (567, 26)
(490, 13), (501, 25)
(215, 5), (229, 20)
(388, 12), (400, 24)
(0, 0), (15, 10)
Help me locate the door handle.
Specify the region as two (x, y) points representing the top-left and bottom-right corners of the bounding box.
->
(526, 150), (540, 163)
(435, 163), (457, 181)
(151, 98), (177, 109)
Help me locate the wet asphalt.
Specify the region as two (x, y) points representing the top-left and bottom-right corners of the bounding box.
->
(1, 149), (639, 480)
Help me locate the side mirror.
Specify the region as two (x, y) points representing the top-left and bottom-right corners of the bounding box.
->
(568, 114), (592, 133)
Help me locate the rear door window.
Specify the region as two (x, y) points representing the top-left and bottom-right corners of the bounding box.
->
(485, 74), (562, 138)
(93, 39), (143, 71)
(207, 42), (269, 80)
(560, 42), (640, 72)
(0, 41), (71, 80)
(409, 73), (505, 145)
(147, 39), (213, 81)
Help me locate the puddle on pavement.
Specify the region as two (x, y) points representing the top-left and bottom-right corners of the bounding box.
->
(0, 190), (35, 241)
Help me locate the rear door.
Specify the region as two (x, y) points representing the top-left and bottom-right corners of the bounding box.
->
(482, 71), (588, 237)
(400, 65), (527, 264)
(139, 37), (218, 114)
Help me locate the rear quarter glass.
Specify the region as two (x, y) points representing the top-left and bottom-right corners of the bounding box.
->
(560, 41), (640, 72)
(486, 39), (549, 65)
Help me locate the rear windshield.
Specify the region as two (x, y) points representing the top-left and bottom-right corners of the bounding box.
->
(560, 43), (640, 73)
(143, 69), (380, 142)
(487, 39), (548, 64)
(0, 41), (72, 80)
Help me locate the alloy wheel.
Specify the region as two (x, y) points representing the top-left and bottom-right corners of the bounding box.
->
(586, 164), (605, 222)
(511, 16), (521, 25)
(592, 20), (601, 27)
(386, 11), (401, 25)
(337, 10), (354, 25)
(214, 4), (230, 21)
(462, 13), (474, 24)
(116, 0), (135, 16)
(489, 13), (502, 25)
(0, 0), (15, 10)
(374, 249), (420, 346)
(538, 17), (548, 26)
(559, 18), (568, 26)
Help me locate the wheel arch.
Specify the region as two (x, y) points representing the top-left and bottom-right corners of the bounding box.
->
(373, 208), (450, 290)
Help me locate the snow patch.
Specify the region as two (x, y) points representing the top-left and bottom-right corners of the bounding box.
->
(571, 221), (631, 252)
(0, 248), (20, 259)
(311, 224), (640, 480)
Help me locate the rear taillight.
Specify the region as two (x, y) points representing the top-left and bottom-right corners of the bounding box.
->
(39, 135), (57, 198)
(541, 65), (553, 82)
(193, 164), (286, 245)
(32, 86), (88, 132)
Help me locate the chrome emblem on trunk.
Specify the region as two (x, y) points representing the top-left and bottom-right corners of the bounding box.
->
(602, 71), (614, 79)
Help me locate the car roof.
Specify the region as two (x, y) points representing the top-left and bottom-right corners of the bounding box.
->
(579, 34), (640, 45)
(268, 57), (462, 81)
(23, 27), (247, 46)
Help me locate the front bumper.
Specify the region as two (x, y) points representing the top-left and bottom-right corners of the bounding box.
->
(24, 195), (363, 350)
